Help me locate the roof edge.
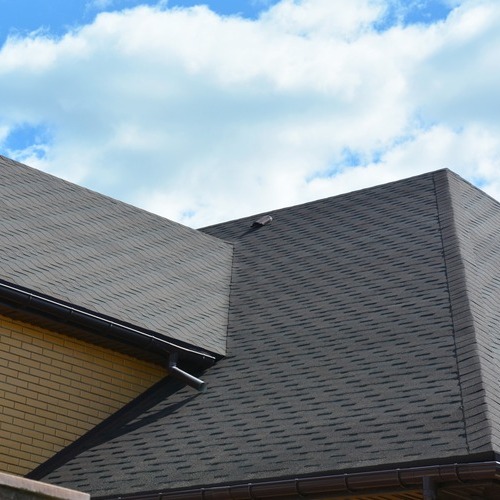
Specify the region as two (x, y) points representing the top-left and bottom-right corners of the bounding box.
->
(0, 279), (217, 366)
(201, 169), (449, 231)
(93, 460), (500, 500)
(0, 154), (229, 247)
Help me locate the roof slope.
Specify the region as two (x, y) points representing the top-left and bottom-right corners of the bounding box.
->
(36, 169), (500, 498)
(0, 155), (232, 355)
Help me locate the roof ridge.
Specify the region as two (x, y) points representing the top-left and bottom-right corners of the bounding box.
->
(202, 168), (450, 231)
(432, 170), (491, 454)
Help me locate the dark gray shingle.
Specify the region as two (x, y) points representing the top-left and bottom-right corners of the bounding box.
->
(0, 155), (232, 355)
(37, 169), (500, 498)
(438, 170), (500, 454)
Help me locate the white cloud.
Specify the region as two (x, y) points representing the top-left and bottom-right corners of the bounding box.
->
(260, 0), (385, 39)
(0, 124), (9, 144)
(0, 0), (499, 227)
(410, 0), (500, 129)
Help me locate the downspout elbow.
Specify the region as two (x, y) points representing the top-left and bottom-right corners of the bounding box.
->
(167, 353), (207, 392)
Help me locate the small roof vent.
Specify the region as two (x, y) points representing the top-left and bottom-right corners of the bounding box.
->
(252, 215), (273, 227)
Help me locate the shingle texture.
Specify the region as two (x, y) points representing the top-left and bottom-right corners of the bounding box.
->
(37, 169), (499, 498)
(0, 155), (232, 355)
(443, 171), (500, 453)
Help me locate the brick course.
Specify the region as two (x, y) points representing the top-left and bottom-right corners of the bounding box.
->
(0, 315), (166, 475)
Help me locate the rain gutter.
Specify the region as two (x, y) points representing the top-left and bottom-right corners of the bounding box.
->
(97, 461), (500, 500)
(0, 280), (216, 370)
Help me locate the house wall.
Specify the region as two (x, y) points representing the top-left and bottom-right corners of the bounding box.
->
(0, 314), (167, 476)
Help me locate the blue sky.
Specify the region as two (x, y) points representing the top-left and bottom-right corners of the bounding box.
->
(1, 0), (499, 226)
(0, 0), (274, 43)
(0, 0), (454, 42)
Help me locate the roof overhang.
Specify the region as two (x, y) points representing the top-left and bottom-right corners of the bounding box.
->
(0, 279), (217, 369)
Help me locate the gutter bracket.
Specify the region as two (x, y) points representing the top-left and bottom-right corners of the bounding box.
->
(167, 352), (207, 393)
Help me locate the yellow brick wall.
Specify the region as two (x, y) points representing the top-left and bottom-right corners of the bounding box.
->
(0, 314), (167, 476)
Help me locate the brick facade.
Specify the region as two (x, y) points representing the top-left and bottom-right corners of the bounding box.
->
(0, 315), (166, 475)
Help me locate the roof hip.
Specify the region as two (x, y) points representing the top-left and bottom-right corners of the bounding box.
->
(434, 169), (500, 455)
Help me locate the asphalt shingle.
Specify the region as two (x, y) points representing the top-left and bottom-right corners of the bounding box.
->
(36, 169), (500, 498)
(440, 170), (500, 454)
(0, 155), (232, 355)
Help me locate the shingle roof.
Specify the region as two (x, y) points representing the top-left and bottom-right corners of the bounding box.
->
(0, 155), (232, 356)
(34, 169), (500, 498)
(439, 172), (500, 454)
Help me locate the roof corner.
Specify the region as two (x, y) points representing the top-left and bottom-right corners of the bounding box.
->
(433, 169), (500, 454)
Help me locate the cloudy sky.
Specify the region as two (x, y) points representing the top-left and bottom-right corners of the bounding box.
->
(0, 0), (499, 227)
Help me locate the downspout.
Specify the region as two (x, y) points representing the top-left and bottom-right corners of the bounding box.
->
(167, 353), (206, 392)
(422, 476), (437, 500)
